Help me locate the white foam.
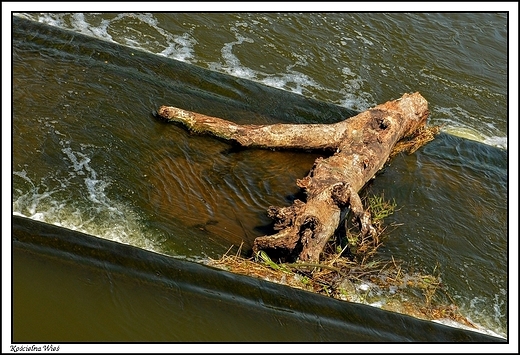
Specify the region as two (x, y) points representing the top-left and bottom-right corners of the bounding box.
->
(484, 136), (507, 150)
(357, 283), (370, 291)
(12, 13), (510, 341)
(16, 13), (197, 64)
(260, 76), (288, 90)
(266, 71), (323, 96)
(463, 293), (508, 338)
(35, 13), (66, 28)
(433, 318), (506, 339)
(338, 66), (376, 111)
(434, 106), (507, 150)
(13, 134), (164, 256)
(13, 175), (162, 255)
(111, 13), (197, 63)
(369, 300), (384, 308)
(11, 13), (383, 113)
(160, 33), (197, 62)
(124, 13), (198, 62)
(217, 31), (256, 80)
(339, 93), (375, 112)
(72, 13), (114, 42)
(441, 125), (508, 150)
(442, 125), (486, 142)
(61, 146), (117, 210)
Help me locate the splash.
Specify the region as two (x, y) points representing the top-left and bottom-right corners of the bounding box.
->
(12, 143), (164, 256)
(15, 12), (507, 151)
(338, 66), (376, 111)
(438, 119), (507, 150)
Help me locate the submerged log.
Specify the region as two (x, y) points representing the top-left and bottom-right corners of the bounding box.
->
(157, 92), (429, 262)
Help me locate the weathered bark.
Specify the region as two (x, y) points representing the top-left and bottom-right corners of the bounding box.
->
(157, 92), (429, 262)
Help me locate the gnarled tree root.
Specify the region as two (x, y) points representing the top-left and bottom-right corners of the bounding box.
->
(157, 92), (429, 262)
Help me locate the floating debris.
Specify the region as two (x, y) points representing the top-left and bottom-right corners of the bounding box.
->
(206, 191), (476, 330)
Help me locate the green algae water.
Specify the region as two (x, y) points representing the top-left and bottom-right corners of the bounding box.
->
(10, 12), (510, 345)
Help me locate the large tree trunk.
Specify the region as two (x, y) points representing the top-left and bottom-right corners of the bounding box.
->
(157, 92), (429, 262)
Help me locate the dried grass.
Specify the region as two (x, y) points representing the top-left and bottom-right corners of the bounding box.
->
(390, 125), (442, 158)
(206, 188), (476, 329)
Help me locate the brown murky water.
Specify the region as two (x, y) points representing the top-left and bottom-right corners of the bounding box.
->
(11, 13), (509, 343)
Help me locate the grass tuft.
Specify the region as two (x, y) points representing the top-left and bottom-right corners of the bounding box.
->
(206, 191), (475, 329)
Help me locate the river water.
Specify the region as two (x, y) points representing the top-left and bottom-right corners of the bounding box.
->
(10, 12), (511, 345)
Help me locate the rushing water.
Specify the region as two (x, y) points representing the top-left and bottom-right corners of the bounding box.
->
(10, 12), (511, 344)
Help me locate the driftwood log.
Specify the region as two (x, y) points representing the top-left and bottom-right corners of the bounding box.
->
(157, 92), (429, 262)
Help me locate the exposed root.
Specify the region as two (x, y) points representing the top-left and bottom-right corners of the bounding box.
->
(205, 191), (475, 329)
(390, 124), (442, 158)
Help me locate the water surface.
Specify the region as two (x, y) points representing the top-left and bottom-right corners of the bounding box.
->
(11, 13), (509, 341)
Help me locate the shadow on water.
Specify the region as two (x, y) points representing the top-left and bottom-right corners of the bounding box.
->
(12, 16), (350, 258)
